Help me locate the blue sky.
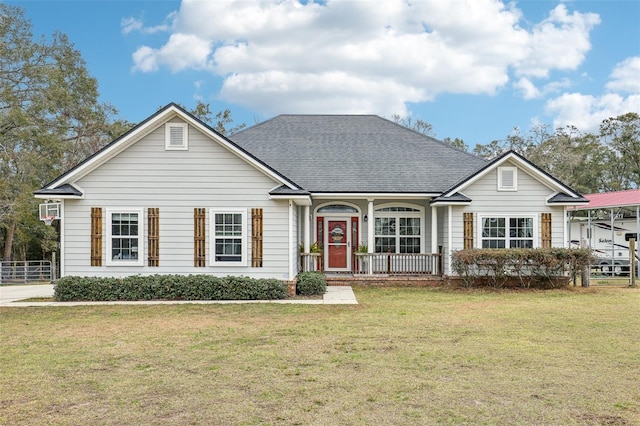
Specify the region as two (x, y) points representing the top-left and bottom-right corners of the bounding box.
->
(9, 0), (640, 147)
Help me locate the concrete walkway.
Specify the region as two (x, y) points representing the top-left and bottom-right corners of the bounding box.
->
(0, 284), (358, 306)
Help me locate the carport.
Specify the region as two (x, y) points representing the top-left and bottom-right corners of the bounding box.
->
(568, 189), (640, 276)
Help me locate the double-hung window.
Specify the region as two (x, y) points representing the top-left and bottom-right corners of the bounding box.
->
(374, 206), (422, 253)
(106, 208), (143, 266)
(480, 216), (535, 248)
(211, 210), (247, 265)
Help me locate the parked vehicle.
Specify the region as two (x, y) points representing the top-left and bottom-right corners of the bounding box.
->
(570, 219), (639, 276)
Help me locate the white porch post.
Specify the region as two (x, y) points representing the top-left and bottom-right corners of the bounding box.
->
(303, 205), (310, 252)
(447, 205), (453, 275)
(367, 199), (374, 253)
(289, 200), (295, 280)
(431, 205), (438, 253)
(367, 199), (374, 275)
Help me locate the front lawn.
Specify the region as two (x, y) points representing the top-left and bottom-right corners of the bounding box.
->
(1, 286), (638, 425)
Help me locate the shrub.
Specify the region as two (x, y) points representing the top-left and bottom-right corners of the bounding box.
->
(451, 248), (593, 288)
(54, 274), (288, 301)
(296, 271), (327, 296)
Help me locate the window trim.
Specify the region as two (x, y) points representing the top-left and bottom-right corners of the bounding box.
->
(373, 203), (424, 254)
(477, 214), (538, 249)
(106, 208), (144, 266)
(210, 209), (248, 266)
(165, 122), (188, 150)
(497, 166), (518, 191)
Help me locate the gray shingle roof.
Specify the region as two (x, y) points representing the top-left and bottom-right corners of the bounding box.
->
(231, 115), (488, 193)
(548, 192), (589, 204)
(33, 183), (83, 197)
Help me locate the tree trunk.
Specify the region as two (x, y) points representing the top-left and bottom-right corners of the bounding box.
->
(2, 219), (16, 261)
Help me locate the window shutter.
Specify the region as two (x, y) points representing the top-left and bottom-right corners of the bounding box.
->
(541, 213), (552, 248)
(91, 207), (102, 266)
(194, 208), (206, 267)
(252, 208), (263, 267)
(148, 208), (159, 267)
(463, 212), (474, 250)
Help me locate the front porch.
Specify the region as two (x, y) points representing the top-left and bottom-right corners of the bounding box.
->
(300, 251), (444, 278)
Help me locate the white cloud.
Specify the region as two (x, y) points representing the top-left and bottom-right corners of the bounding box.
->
(514, 4), (600, 78)
(132, 34), (212, 73)
(130, 0), (600, 117)
(545, 56), (640, 132)
(547, 92), (640, 131)
(121, 12), (176, 35)
(606, 56), (640, 94)
(121, 17), (143, 35)
(514, 77), (541, 100)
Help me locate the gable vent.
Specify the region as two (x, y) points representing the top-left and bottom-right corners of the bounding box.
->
(165, 123), (188, 150)
(498, 166), (517, 191)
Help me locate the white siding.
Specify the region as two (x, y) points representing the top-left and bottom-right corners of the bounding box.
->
(450, 160), (566, 259)
(63, 119), (292, 279)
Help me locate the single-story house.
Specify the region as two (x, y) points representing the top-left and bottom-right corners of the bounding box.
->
(34, 103), (588, 282)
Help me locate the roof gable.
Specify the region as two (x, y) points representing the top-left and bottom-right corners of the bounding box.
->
(442, 150), (587, 204)
(39, 103), (301, 193)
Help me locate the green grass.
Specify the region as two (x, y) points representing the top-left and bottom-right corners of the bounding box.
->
(1, 286), (638, 425)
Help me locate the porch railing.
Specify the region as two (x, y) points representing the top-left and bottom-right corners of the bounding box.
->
(299, 252), (441, 275)
(299, 253), (323, 273)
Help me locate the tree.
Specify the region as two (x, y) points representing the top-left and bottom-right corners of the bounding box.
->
(442, 137), (469, 152)
(0, 4), (117, 260)
(177, 101), (246, 136)
(527, 127), (604, 194)
(600, 112), (640, 189)
(391, 114), (434, 136)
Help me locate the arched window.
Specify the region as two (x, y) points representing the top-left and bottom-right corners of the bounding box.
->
(374, 205), (423, 254)
(317, 204), (358, 213)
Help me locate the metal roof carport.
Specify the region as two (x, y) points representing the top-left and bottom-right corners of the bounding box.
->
(568, 189), (640, 277)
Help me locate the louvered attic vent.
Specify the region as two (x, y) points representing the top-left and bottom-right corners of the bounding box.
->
(498, 166), (517, 191)
(165, 123), (188, 150)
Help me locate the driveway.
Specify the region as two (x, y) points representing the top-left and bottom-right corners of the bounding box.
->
(0, 284), (54, 304)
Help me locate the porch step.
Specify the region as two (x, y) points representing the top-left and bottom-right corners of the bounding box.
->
(326, 275), (444, 287)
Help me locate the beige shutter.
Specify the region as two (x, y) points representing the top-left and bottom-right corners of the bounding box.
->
(541, 213), (552, 248)
(463, 212), (474, 250)
(148, 208), (159, 267)
(91, 207), (102, 266)
(194, 208), (206, 267)
(252, 208), (263, 267)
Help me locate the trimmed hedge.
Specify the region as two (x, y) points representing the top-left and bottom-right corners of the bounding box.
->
(451, 248), (593, 288)
(296, 271), (327, 296)
(54, 275), (288, 301)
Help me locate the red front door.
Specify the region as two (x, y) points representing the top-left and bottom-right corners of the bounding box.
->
(327, 220), (348, 269)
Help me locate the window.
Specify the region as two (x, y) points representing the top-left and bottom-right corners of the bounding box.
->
(211, 210), (247, 265)
(165, 123), (188, 150)
(481, 216), (534, 249)
(106, 209), (143, 266)
(374, 206), (422, 253)
(498, 166), (517, 191)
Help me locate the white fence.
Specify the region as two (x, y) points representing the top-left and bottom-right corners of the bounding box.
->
(0, 261), (52, 284)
